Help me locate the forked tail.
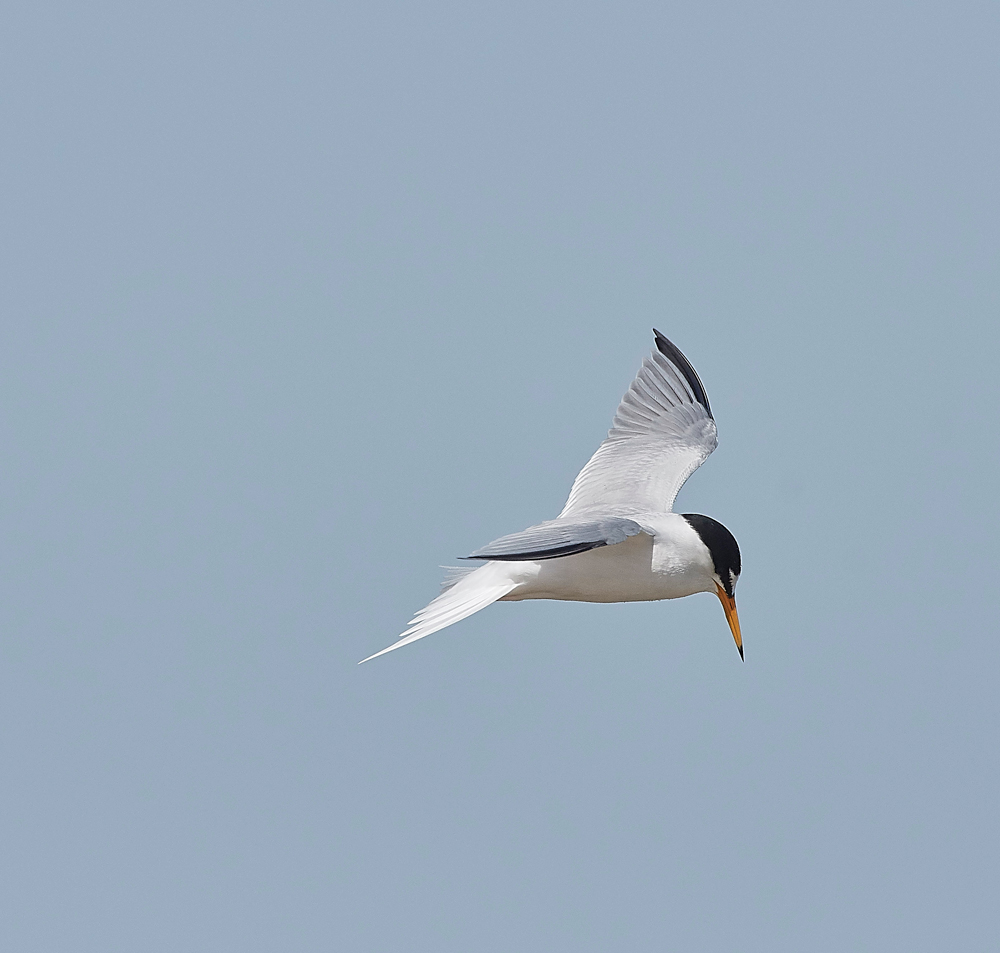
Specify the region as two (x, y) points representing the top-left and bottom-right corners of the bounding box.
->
(359, 562), (520, 663)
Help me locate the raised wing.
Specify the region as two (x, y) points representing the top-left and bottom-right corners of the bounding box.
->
(559, 330), (718, 517)
(463, 516), (644, 561)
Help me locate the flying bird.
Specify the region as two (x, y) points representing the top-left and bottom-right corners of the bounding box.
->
(361, 330), (742, 663)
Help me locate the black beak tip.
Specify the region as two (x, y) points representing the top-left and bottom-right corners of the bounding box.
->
(738, 644), (744, 661)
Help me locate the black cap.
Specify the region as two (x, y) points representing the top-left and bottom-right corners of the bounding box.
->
(681, 514), (741, 597)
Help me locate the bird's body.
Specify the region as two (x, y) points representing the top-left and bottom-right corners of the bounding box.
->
(361, 331), (743, 663)
(499, 514), (714, 604)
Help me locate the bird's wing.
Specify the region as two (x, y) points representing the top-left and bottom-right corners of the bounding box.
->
(463, 517), (645, 561)
(559, 330), (718, 517)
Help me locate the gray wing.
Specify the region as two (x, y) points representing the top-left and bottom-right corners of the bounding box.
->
(463, 517), (645, 561)
(559, 330), (718, 518)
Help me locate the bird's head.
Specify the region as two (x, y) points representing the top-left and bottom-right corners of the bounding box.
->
(681, 514), (743, 660)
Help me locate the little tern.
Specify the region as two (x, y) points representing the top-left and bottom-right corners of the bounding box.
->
(361, 330), (742, 663)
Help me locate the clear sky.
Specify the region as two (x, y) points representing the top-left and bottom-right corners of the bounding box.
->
(1, 0), (998, 949)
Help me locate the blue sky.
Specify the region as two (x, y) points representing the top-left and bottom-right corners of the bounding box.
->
(1, 1), (998, 949)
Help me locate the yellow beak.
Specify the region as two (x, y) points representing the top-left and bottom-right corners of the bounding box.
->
(716, 584), (743, 660)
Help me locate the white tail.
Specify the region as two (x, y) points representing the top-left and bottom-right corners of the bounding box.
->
(359, 562), (520, 663)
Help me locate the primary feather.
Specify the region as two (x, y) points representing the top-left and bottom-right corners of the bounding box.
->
(559, 332), (717, 517)
(464, 516), (644, 561)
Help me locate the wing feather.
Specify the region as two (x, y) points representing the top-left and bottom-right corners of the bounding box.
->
(559, 331), (718, 517)
(463, 517), (644, 561)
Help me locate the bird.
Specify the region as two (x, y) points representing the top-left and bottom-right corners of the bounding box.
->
(360, 330), (742, 664)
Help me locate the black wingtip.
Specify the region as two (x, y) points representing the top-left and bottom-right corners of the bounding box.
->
(651, 329), (714, 419)
(461, 541), (609, 562)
